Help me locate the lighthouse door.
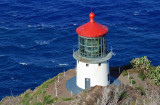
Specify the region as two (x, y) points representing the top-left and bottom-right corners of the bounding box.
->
(85, 78), (90, 89)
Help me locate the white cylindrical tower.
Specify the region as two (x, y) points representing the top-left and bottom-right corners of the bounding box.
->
(73, 11), (113, 89)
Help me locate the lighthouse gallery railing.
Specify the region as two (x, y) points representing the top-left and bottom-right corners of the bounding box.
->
(73, 45), (115, 63)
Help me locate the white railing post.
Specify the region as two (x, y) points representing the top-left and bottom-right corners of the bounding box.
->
(64, 70), (65, 77)
(58, 75), (59, 82)
(71, 91), (72, 97)
(10, 88), (13, 97)
(55, 88), (57, 97)
(55, 82), (57, 89)
(143, 99), (146, 105)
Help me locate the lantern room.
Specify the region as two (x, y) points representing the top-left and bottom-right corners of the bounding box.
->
(74, 12), (111, 63)
(78, 35), (106, 58)
(76, 12), (108, 59)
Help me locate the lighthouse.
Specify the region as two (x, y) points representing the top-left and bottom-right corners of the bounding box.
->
(73, 11), (114, 89)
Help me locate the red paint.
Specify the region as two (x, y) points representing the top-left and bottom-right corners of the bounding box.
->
(76, 12), (108, 37)
(89, 12), (95, 23)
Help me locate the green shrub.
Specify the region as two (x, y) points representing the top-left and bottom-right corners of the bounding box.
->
(43, 95), (58, 104)
(132, 80), (136, 84)
(138, 72), (146, 81)
(129, 76), (134, 80)
(120, 92), (127, 100)
(22, 93), (30, 104)
(23, 93), (30, 100)
(130, 56), (151, 74)
(32, 75), (57, 98)
(46, 98), (58, 104)
(43, 91), (46, 96)
(122, 70), (128, 76)
(130, 57), (160, 86)
(136, 86), (146, 95)
(33, 102), (42, 105)
(62, 97), (72, 101)
(151, 66), (160, 86)
(44, 95), (51, 102)
(129, 79), (136, 85)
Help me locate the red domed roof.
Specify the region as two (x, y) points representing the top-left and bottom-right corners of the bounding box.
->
(76, 12), (108, 37)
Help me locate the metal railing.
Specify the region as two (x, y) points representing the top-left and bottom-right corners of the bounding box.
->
(73, 45), (115, 63)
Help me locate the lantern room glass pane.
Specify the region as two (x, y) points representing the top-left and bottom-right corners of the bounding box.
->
(78, 35), (106, 58)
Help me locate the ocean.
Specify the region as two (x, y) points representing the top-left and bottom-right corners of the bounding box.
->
(0, 0), (160, 99)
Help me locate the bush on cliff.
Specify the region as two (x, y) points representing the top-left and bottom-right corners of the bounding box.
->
(122, 70), (128, 76)
(138, 72), (146, 81)
(130, 56), (152, 74)
(131, 56), (160, 86)
(151, 66), (160, 86)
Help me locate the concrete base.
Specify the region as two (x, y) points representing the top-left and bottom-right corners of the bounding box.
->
(66, 76), (84, 95)
(66, 76), (121, 95)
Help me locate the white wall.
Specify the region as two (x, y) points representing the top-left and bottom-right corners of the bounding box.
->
(76, 60), (110, 89)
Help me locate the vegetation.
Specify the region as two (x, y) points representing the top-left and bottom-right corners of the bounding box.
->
(129, 76), (133, 80)
(62, 97), (72, 101)
(129, 76), (136, 84)
(151, 66), (160, 86)
(33, 75), (59, 97)
(18, 72), (75, 105)
(120, 92), (127, 100)
(43, 95), (58, 104)
(132, 80), (136, 84)
(130, 56), (151, 74)
(130, 99), (136, 105)
(122, 70), (128, 76)
(33, 102), (42, 105)
(22, 93), (30, 105)
(41, 90), (59, 104)
(135, 86), (146, 95)
(138, 72), (146, 81)
(131, 56), (160, 86)
(19, 74), (61, 105)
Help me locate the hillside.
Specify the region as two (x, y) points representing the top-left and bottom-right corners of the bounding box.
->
(1, 56), (160, 105)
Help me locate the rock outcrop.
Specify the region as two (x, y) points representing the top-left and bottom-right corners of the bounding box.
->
(71, 83), (160, 105)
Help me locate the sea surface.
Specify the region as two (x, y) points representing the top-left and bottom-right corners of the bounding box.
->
(0, 0), (160, 99)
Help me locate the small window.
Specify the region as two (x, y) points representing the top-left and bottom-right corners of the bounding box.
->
(78, 61), (79, 64)
(86, 64), (89, 67)
(99, 63), (101, 66)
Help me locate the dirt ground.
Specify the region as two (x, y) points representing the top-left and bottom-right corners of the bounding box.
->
(47, 69), (77, 105)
